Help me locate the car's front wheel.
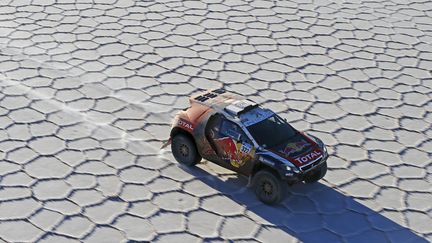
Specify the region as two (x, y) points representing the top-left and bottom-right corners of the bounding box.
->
(171, 134), (201, 166)
(252, 170), (285, 205)
(304, 162), (327, 183)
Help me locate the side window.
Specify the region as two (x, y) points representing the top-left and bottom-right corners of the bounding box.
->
(207, 114), (221, 134)
(220, 120), (238, 138)
(220, 119), (251, 144)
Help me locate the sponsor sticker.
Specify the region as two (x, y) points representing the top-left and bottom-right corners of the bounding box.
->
(177, 119), (194, 131)
(294, 149), (322, 164)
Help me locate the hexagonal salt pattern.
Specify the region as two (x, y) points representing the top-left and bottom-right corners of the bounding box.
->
(0, 0), (431, 242)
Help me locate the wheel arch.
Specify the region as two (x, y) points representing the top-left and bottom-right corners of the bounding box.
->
(170, 127), (200, 154)
(251, 162), (282, 180)
(171, 126), (189, 137)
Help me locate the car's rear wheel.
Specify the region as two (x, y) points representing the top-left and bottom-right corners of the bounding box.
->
(171, 134), (201, 166)
(252, 170), (284, 205)
(304, 162), (327, 183)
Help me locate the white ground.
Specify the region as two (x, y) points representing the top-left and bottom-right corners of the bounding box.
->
(0, 0), (431, 242)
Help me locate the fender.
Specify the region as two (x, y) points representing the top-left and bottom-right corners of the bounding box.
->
(161, 112), (195, 149)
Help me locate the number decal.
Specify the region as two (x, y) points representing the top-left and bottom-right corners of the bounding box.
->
(240, 143), (251, 154)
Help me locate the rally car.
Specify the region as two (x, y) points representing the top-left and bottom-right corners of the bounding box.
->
(162, 88), (329, 204)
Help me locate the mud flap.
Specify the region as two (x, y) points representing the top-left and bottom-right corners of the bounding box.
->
(247, 174), (253, 187)
(160, 137), (172, 149)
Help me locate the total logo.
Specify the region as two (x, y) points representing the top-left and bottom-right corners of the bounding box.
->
(178, 119), (193, 131)
(294, 149), (322, 164)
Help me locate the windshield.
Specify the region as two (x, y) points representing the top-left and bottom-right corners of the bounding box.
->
(246, 114), (296, 148)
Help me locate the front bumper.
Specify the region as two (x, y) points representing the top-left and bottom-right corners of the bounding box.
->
(281, 152), (329, 183)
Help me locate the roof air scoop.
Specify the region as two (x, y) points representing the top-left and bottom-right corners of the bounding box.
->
(225, 99), (257, 116)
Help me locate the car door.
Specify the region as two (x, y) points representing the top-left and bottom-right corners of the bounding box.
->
(206, 115), (256, 174)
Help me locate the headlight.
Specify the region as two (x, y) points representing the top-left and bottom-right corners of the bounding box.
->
(322, 144), (328, 156)
(286, 164), (299, 173)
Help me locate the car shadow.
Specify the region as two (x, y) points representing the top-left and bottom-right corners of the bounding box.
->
(180, 164), (428, 243)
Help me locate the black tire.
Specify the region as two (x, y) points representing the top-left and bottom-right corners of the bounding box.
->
(304, 162), (327, 183)
(252, 170), (285, 205)
(171, 134), (201, 166)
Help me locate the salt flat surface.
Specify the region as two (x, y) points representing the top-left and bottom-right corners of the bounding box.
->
(0, 0), (431, 242)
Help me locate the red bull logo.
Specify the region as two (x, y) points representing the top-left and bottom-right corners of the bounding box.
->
(282, 141), (309, 155)
(216, 137), (237, 160)
(215, 137), (255, 168)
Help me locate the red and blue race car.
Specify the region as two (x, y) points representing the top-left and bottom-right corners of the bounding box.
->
(162, 89), (329, 204)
